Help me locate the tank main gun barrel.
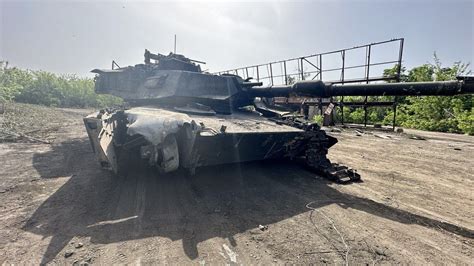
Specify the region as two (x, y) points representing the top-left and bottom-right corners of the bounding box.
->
(248, 77), (474, 98)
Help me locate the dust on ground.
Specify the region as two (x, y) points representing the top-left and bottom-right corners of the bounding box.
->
(0, 103), (472, 264)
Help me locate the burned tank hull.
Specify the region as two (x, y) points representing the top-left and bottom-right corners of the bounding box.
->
(85, 50), (473, 183)
(84, 105), (358, 182)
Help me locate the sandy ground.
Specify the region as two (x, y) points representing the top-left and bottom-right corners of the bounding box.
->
(0, 106), (473, 265)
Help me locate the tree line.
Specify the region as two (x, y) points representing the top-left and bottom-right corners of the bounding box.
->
(333, 55), (473, 135)
(0, 62), (122, 108)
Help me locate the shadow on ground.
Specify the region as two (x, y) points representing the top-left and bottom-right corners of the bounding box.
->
(24, 138), (474, 264)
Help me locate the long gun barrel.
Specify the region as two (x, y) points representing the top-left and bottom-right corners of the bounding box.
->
(248, 77), (474, 98)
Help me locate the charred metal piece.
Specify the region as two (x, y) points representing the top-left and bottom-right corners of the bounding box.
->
(84, 49), (473, 183)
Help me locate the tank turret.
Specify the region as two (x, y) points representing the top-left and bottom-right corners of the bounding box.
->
(91, 50), (473, 114)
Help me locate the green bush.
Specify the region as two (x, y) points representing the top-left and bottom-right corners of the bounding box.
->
(0, 61), (122, 108)
(336, 54), (473, 135)
(312, 114), (323, 125)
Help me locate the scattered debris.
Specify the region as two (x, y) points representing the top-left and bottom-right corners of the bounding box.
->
(252, 235), (264, 242)
(73, 258), (91, 266)
(374, 134), (391, 139)
(0, 185), (17, 194)
(408, 135), (426, 140)
(0, 129), (51, 144)
(64, 251), (74, 258)
(374, 124), (382, 128)
(394, 127), (404, 133)
(222, 244), (237, 263)
(220, 125), (227, 133)
(330, 127), (342, 133)
(258, 224), (268, 231)
(75, 242), (83, 249)
(454, 147), (462, 151)
(374, 248), (387, 256)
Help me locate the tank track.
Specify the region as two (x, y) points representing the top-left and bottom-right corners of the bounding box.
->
(304, 131), (361, 184)
(277, 116), (360, 183)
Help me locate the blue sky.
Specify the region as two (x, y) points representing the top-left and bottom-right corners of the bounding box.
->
(1, 0), (473, 78)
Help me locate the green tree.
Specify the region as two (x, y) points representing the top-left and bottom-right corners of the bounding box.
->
(0, 62), (122, 108)
(0, 62), (33, 102)
(393, 54), (473, 134)
(336, 54), (472, 134)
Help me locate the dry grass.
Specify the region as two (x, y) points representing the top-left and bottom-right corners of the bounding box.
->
(0, 102), (90, 143)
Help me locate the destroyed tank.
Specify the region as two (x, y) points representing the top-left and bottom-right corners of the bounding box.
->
(84, 50), (474, 183)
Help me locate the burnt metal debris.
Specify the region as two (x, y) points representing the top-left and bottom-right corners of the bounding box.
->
(84, 49), (474, 183)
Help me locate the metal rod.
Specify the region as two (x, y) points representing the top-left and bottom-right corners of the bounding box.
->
(215, 38), (403, 74)
(174, 34), (177, 54)
(112, 60), (120, 70)
(363, 45), (371, 127)
(269, 63), (274, 85)
(366, 45), (371, 83)
(302, 58), (320, 71)
(392, 39), (404, 131)
(397, 38), (404, 82)
(217, 60), (401, 77)
(300, 58), (305, 80)
(319, 55), (323, 81)
(341, 50), (345, 125)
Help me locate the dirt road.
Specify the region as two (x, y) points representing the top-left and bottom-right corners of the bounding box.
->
(0, 106), (473, 264)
